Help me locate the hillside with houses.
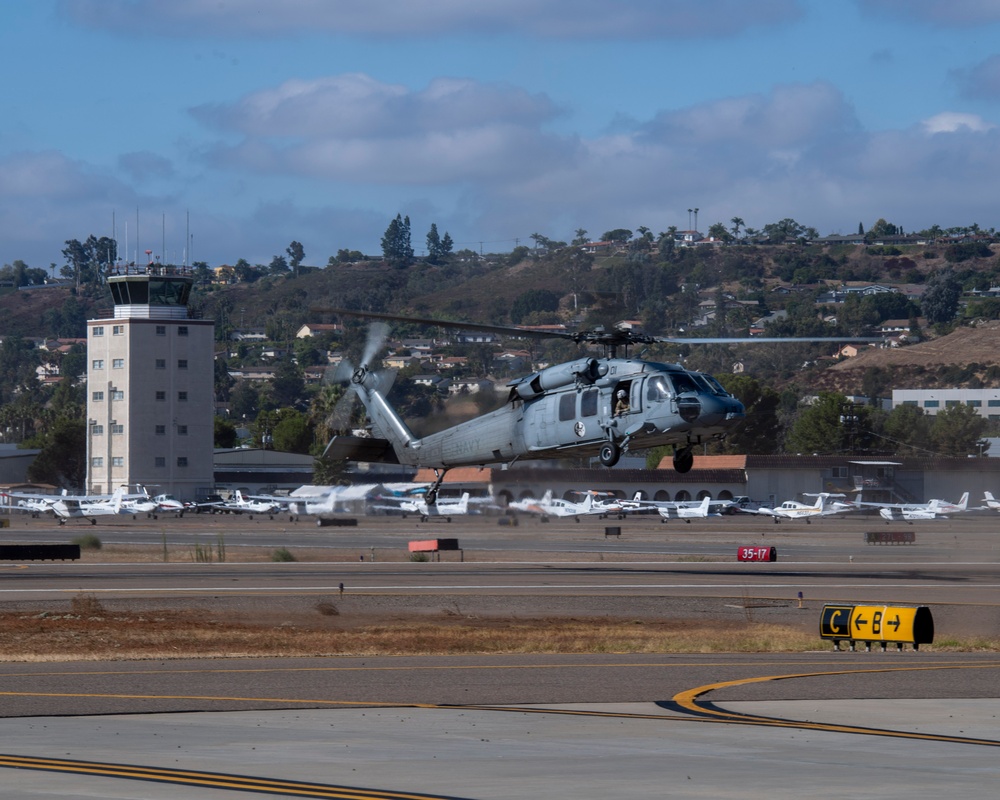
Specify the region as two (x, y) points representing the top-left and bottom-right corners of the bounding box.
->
(4, 224), (1000, 470)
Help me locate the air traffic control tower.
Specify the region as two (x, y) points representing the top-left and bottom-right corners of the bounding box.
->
(86, 265), (214, 500)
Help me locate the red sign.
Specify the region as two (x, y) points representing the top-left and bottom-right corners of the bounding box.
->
(737, 546), (777, 562)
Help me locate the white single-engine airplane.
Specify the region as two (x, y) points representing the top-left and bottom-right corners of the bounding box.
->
(4, 487), (127, 524)
(321, 309), (875, 506)
(508, 490), (600, 521)
(856, 492), (970, 522)
(749, 492), (854, 523)
(376, 491), (471, 522)
(199, 490), (280, 517)
(657, 496), (717, 522)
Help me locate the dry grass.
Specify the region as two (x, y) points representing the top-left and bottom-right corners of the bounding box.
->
(0, 598), (822, 663)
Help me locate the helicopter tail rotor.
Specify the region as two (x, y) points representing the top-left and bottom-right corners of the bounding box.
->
(320, 321), (395, 453)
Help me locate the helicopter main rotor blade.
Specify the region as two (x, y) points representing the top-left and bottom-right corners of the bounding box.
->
(655, 336), (882, 344)
(315, 307), (881, 348)
(313, 307), (572, 342)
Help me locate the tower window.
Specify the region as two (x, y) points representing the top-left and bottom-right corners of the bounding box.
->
(92, 326), (104, 336)
(92, 359), (104, 370)
(156, 325), (166, 336)
(178, 326), (189, 336)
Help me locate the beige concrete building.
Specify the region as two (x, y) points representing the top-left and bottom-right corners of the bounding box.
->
(86, 267), (214, 500)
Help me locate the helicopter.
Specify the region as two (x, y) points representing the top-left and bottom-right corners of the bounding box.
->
(321, 308), (875, 505)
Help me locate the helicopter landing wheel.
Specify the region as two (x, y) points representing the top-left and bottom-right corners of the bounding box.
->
(673, 446), (694, 473)
(599, 441), (621, 467)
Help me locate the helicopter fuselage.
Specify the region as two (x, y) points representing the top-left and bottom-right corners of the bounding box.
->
(352, 356), (745, 472)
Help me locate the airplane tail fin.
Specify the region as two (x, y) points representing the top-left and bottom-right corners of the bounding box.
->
(632, 491), (642, 503)
(698, 496), (711, 515)
(958, 492), (969, 511)
(581, 494), (593, 511)
(112, 486), (124, 514)
(541, 489), (553, 504)
(986, 491), (996, 502)
(457, 493), (469, 513)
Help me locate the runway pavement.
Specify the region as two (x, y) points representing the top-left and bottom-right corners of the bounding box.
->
(1, 511), (999, 797)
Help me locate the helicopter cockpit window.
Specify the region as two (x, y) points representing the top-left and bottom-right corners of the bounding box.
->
(558, 393), (576, 422)
(646, 376), (672, 403)
(698, 372), (730, 396)
(689, 373), (716, 393)
(668, 371), (699, 394)
(581, 388), (598, 417)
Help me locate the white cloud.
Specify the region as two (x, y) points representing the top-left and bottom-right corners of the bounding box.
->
(920, 112), (995, 134)
(61, 0), (802, 39)
(194, 75), (572, 184)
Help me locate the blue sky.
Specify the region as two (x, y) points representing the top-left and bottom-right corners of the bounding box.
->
(4, 0), (1000, 271)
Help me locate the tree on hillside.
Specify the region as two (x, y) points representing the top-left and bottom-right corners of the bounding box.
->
(425, 223), (453, 265)
(762, 218), (817, 244)
(381, 214), (414, 268)
(510, 289), (561, 323)
(601, 228), (632, 244)
(268, 254), (289, 274)
(286, 241), (305, 277)
(921, 268), (962, 324)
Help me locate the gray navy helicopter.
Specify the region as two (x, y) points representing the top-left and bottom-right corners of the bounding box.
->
(323, 308), (871, 505)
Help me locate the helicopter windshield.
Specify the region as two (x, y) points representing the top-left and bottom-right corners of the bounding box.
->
(698, 372), (731, 396)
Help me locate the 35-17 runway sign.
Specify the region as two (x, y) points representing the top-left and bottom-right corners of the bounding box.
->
(820, 604), (934, 646)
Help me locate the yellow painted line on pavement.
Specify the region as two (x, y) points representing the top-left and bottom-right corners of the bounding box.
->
(672, 662), (1000, 746)
(0, 753), (466, 799)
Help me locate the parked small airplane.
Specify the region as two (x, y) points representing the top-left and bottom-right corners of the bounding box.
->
(856, 492), (970, 522)
(508, 490), (599, 521)
(4, 487), (127, 524)
(657, 496), (717, 523)
(983, 491), (1000, 511)
(376, 491), (472, 522)
(749, 492), (853, 523)
(51, 487), (126, 524)
(198, 490), (280, 517)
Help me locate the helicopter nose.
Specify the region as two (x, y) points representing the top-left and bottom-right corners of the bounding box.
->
(696, 395), (746, 427)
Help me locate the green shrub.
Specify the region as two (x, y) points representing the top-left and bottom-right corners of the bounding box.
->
(272, 547), (297, 562)
(71, 533), (102, 550)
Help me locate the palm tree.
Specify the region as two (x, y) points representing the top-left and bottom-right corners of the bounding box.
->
(730, 217), (745, 240)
